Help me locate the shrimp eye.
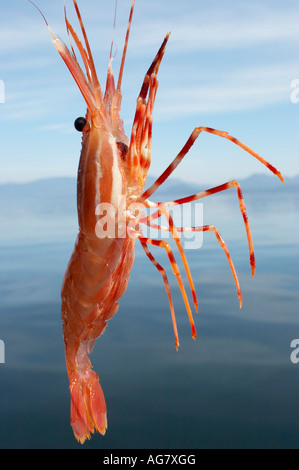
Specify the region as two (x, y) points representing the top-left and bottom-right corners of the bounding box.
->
(116, 141), (129, 160)
(74, 117), (87, 132)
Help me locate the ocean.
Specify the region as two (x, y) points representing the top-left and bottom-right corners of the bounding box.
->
(0, 176), (298, 449)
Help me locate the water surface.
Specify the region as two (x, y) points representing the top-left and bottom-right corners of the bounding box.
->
(0, 178), (298, 449)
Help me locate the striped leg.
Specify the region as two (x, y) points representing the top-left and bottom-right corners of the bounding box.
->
(144, 179), (256, 277)
(141, 126), (283, 201)
(181, 225), (242, 307)
(143, 219), (243, 308)
(138, 206), (198, 312)
(136, 234), (197, 341)
(159, 206), (198, 312)
(140, 241), (179, 350)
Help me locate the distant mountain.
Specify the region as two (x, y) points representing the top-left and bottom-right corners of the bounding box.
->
(0, 173), (296, 217)
(145, 173), (296, 196)
(236, 174), (299, 192)
(0, 177), (77, 216)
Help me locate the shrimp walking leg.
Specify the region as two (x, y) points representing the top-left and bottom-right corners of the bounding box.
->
(141, 126), (284, 201)
(30, 0), (284, 444)
(142, 217), (242, 308)
(151, 180), (255, 276)
(144, 178), (256, 276)
(182, 225), (242, 306)
(140, 240), (179, 350)
(135, 234), (196, 341)
(141, 207), (198, 312)
(159, 207), (198, 312)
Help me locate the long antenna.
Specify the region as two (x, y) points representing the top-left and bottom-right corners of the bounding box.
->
(27, 0), (55, 39)
(116, 0), (135, 92)
(72, 0), (100, 88)
(109, 0), (118, 61)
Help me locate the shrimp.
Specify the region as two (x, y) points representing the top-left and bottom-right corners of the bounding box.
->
(29, 0), (283, 443)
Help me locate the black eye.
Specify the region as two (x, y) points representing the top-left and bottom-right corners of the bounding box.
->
(74, 117), (87, 132)
(116, 141), (129, 160)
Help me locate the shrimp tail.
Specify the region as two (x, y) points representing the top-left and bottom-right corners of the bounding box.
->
(70, 369), (107, 444)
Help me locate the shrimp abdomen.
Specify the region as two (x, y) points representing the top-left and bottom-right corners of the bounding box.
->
(61, 235), (135, 443)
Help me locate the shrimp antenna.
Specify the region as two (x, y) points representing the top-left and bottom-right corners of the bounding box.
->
(109, 0), (118, 62)
(116, 0), (135, 92)
(72, 0), (100, 89)
(27, 0), (55, 40)
(64, 2), (79, 67)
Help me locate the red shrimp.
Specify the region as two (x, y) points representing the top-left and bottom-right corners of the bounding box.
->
(29, 0), (283, 443)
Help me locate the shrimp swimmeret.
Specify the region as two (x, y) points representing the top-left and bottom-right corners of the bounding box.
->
(29, 0), (283, 443)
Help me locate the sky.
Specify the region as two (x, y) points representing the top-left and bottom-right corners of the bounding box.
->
(0, 0), (298, 186)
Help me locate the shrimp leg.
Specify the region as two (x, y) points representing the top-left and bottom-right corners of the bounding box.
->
(144, 179), (256, 276)
(140, 240), (179, 350)
(158, 206), (198, 312)
(134, 233), (197, 341)
(142, 218), (243, 308)
(141, 126), (284, 201)
(139, 207), (198, 312)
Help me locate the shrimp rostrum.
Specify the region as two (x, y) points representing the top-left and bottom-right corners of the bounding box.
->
(30, 0), (283, 443)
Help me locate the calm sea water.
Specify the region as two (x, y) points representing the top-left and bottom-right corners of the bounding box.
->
(0, 183), (298, 449)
